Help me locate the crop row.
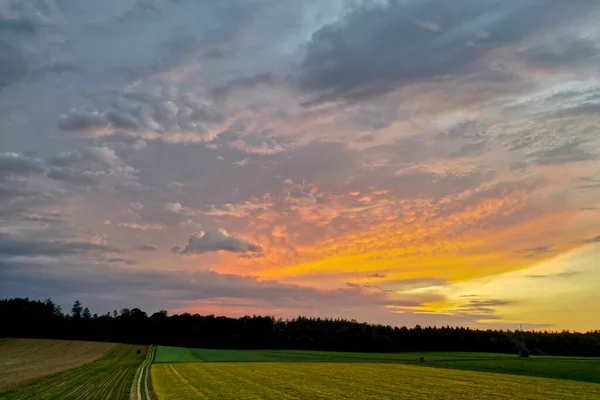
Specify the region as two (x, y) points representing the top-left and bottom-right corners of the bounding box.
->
(151, 361), (600, 400)
(1, 344), (148, 400)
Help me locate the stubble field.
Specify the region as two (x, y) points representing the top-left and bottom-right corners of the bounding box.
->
(0, 339), (115, 392)
(0, 340), (149, 400)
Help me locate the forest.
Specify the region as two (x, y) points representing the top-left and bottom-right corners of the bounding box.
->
(2, 297), (599, 356)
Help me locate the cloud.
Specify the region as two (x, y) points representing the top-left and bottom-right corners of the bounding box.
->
(0, 13), (34, 90)
(57, 110), (108, 132)
(0, 233), (121, 258)
(584, 235), (600, 244)
(48, 147), (135, 176)
(57, 85), (221, 143)
(0, 153), (45, 178)
(525, 271), (581, 279)
(178, 229), (263, 254)
(521, 36), (600, 69)
(117, 222), (166, 231)
(454, 299), (515, 316)
(0, 258), (442, 318)
(299, 0), (596, 102)
(529, 140), (597, 166)
(138, 244), (158, 251)
(289, 191), (316, 204)
(165, 202), (196, 216)
(514, 246), (553, 259)
(105, 258), (137, 265)
(128, 202), (144, 211)
(42, 146), (138, 188)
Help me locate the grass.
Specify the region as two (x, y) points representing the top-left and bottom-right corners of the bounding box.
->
(0, 338), (115, 392)
(151, 362), (600, 400)
(153, 347), (600, 383)
(0, 344), (149, 400)
(154, 346), (204, 363)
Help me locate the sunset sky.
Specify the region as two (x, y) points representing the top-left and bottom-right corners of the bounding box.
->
(1, 0), (599, 332)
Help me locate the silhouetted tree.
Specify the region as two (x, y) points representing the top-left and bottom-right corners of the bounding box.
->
(71, 300), (83, 319)
(1, 298), (599, 356)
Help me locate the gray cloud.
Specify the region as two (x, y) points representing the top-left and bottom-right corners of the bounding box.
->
(300, 0), (596, 102)
(56, 111), (109, 132)
(57, 85), (221, 143)
(0, 233), (121, 258)
(105, 258), (137, 265)
(526, 271), (582, 279)
(0, 16), (31, 90)
(0, 147), (136, 190)
(47, 147), (136, 186)
(584, 235), (600, 244)
(455, 299), (515, 315)
(514, 246), (554, 259)
(288, 191), (316, 205)
(0, 153), (45, 178)
(522, 37), (600, 69)
(138, 244), (158, 251)
(529, 140), (597, 166)
(0, 259), (431, 316)
(178, 229), (263, 254)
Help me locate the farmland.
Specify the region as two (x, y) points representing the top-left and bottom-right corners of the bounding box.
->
(0, 339), (115, 392)
(152, 362), (600, 400)
(0, 342), (149, 400)
(3, 340), (600, 399)
(153, 347), (600, 383)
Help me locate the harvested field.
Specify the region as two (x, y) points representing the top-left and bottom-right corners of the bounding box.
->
(152, 362), (600, 400)
(0, 344), (149, 400)
(0, 339), (115, 392)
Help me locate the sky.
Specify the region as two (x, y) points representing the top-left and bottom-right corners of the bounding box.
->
(1, 0), (599, 332)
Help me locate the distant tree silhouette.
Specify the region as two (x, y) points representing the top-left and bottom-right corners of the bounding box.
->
(83, 307), (91, 319)
(71, 300), (83, 319)
(1, 298), (599, 356)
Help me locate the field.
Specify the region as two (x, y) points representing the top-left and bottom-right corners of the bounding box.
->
(0, 342), (149, 400)
(0, 339), (115, 392)
(151, 362), (600, 400)
(153, 347), (600, 383)
(3, 340), (599, 399)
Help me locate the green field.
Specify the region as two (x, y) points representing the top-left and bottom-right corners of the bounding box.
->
(153, 347), (600, 383)
(1, 344), (149, 400)
(151, 362), (600, 400)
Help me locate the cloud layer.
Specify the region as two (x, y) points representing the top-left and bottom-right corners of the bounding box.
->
(1, 0), (600, 330)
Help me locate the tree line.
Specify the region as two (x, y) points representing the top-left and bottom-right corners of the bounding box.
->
(1, 297), (599, 356)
